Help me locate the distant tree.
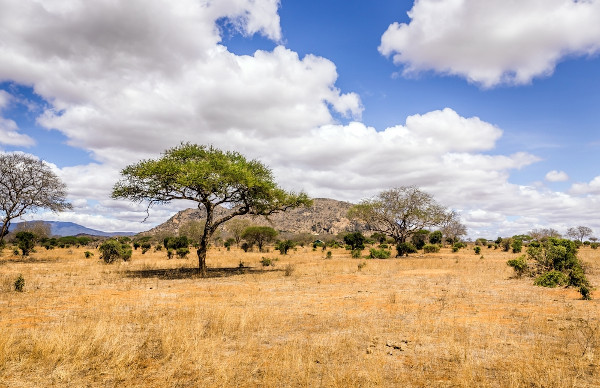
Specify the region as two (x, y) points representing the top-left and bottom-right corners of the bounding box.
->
(566, 226), (593, 244)
(348, 186), (451, 248)
(275, 239), (295, 255)
(343, 231), (366, 251)
(14, 221), (52, 241)
(441, 216), (467, 246)
(241, 226), (278, 252)
(529, 228), (562, 241)
(112, 143), (311, 276)
(227, 219), (251, 247)
(178, 220), (206, 242)
(0, 153), (71, 245)
(429, 230), (443, 245)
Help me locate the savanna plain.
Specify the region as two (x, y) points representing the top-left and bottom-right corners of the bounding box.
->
(1, 245), (599, 387)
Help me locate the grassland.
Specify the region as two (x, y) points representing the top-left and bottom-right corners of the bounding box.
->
(0, 244), (599, 387)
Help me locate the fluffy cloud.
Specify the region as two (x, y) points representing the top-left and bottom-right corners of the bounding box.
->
(379, 0), (600, 87)
(570, 176), (600, 196)
(545, 170), (569, 182)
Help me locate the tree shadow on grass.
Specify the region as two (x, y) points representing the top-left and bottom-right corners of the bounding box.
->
(124, 266), (279, 280)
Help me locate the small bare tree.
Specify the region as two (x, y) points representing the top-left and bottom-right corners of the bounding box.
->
(567, 226), (593, 243)
(0, 153), (71, 244)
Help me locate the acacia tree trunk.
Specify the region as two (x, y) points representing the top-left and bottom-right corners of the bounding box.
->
(196, 202), (214, 277)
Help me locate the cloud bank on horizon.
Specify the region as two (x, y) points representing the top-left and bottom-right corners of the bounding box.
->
(0, 0), (599, 239)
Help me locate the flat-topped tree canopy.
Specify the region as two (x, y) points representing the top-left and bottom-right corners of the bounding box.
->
(112, 143), (312, 275)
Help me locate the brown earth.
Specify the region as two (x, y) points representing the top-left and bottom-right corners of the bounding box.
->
(0, 245), (599, 387)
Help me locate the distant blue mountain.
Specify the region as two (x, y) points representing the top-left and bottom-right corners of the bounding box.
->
(8, 221), (135, 237)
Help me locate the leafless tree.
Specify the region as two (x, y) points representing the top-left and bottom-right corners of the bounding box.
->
(348, 186), (452, 245)
(529, 228), (562, 241)
(0, 153), (71, 244)
(567, 226), (593, 243)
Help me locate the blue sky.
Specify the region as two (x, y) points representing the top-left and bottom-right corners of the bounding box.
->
(1, 0), (599, 238)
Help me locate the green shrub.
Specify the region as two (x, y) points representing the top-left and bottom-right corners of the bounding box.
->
(15, 231), (35, 256)
(84, 251), (93, 258)
(511, 239), (523, 253)
(369, 248), (391, 259)
(351, 249), (362, 258)
(141, 242), (151, 254)
(260, 257), (275, 267)
(473, 246), (481, 255)
(507, 255), (528, 277)
(579, 285), (592, 300)
(397, 242), (417, 257)
(99, 239), (132, 264)
(241, 242), (252, 252)
(423, 244), (440, 253)
(534, 270), (568, 288)
(591, 242), (599, 250)
(14, 274), (25, 292)
(325, 250), (333, 259)
(176, 247), (190, 259)
(276, 240), (295, 255)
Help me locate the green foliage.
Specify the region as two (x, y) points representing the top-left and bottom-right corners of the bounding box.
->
(260, 257), (275, 267)
(371, 232), (388, 244)
(343, 232), (366, 251)
(579, 285), (592, 300)
(429, 230), (443, 245)
(351, 249), (362, 258)
(176, 247), (190, 259)
(369, 248), (391, 259)
(452, 242), (466, 252)
(325, 250), (333, 259)
(501, 238), (512, 252)
(84, 251), (93, 258)
(141, 242), (151, 254)
(242, 226), (278, 252)
(241, 242), (253, 252)
(507, 255), (528, 277)
(475, 238), (488, 246)
(99, 239), (132, 264)
(14, 274), (25, 292)
(473, 246), (481, 255)
(397, 242), (417, 257)
(15, 231), (35, 256)
(167, 249), (174, 259)
(164, 236), (189, 250)
(275, 239), (295, 255)
(224, 238), (236, 248)
(511, 238), (523, 253)
(423, 244), (440, 253)
(591, 242), (599, 250)
(412, 230), (430, 250)
(534, 270), (568, 288)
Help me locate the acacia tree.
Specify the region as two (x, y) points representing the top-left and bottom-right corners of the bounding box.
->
(112, 143), (311, 276)
(0, 153), (71, 245)
(241, 226), (278, 252)
(348, 186), (453, 255)
(441, 216), (467, 245)
(566, 226), (593, 243)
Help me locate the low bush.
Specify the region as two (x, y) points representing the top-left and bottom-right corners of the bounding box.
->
(474, 246), (481, 255)
(534, 270), (568, 288)
(276, 240), (295, 255)
(84, 251), (93, 258)
(99, 239), (132, 264)
(423, 244), (440, 253)
(369, 248), (391, 259)
(507, 255), (528, 277)
(397, 242), (417, 257)
(351, 249), (362, 258)
(260, 257), (275, 267)
(176, 247), (190, 259)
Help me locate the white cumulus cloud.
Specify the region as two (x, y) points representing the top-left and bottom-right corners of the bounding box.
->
(379, 0), (600, 87)
(545, 170), (569, 182)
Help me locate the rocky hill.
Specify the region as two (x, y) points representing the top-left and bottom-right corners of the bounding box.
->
(144, 198), (365, 237)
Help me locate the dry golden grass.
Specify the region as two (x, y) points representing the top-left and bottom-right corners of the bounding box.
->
(0, 244), (599, 387)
